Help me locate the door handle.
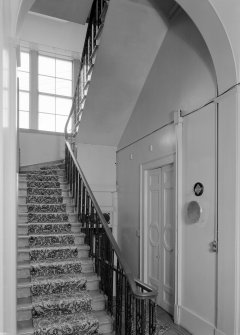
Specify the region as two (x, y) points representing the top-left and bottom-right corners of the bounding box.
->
(209, 240), (218, 253)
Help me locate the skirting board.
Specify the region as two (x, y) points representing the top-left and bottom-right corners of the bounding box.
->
(179, 306), (215, 335)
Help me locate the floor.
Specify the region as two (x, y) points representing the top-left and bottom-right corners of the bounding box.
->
(156, 306), (192, 335)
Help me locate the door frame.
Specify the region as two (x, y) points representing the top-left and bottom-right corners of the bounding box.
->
(140, 153), (179, 315)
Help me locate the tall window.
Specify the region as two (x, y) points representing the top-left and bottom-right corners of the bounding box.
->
(18, 52), (30, 129)
(38, 55), (73, 132)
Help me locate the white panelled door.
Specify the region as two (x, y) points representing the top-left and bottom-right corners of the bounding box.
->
(147, 164), (175, 314)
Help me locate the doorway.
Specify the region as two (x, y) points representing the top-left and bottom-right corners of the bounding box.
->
(141, 155), (175, 315)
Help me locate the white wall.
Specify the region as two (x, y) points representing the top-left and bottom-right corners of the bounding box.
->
(118, 12), (216, 149)
(180, 104), (217, 334)
(20, 129), (65, 166)
(18, 12), (87, 57)
(77, 143), (117, 237)
(116, 10), (226, 334)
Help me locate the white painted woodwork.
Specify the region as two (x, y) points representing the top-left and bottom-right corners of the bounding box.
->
(181, 104), (217, 334)
(147, 164), (175, 314)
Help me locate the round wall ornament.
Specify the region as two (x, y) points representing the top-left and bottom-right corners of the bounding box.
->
(193, 182), (204, 196)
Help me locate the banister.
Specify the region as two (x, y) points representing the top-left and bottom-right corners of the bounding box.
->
(65, 141), (157, 300)
(64, 0), (157, 332)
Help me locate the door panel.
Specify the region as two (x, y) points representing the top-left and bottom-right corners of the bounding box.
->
(148, 168), (162, 292)
(147, 164), (175, 314)
(161, 164), (175, 314)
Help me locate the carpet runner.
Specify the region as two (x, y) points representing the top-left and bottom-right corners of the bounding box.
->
(21, 165), (101, 335)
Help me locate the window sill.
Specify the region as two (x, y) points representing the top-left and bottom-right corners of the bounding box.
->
(19, 128), (65, 137)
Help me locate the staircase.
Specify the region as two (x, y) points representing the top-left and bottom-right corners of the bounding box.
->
(17, 162), (113, 335)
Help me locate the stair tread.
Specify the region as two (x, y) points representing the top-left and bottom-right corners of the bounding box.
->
(18, 272), (98, 286)
(17, 310), (112, 334)
(18, 222), (80, 226)
(18, 257), (93, 269)
(18, 244), (89, 252)
(18, 214), (73, 217)
(17, 290), (105, 310)
(19, 203), (74, 206)
(19, 186), (69, 190)
(18, 232), (84, 238)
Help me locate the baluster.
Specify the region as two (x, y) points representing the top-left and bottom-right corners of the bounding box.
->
(149, 299), (156, 335)
(115, 260), (123, 334)
(72, 163), (75, 200)
(125, 280), (134, 335)
(95, 214), (100, 274)
(75, 167), (78, 209)
(106, 245), (114, 314)
(90, 201), (95, 258)
(93, 1), (97, 49)
(82, 184), (86, 227)
(100, 227), (106, 292)
(69, 157), (72, 193)
(78, 175), (82, 222)
(85, 192), (90, 246)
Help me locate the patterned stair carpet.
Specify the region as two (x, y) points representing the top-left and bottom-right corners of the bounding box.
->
(21, 165), (101, 335)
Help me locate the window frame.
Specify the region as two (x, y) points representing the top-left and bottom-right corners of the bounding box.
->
(37, 53), (73, 133)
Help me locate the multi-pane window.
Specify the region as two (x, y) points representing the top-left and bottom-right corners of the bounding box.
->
(38, 55), (73, 132)
(18, 52), (30, 129)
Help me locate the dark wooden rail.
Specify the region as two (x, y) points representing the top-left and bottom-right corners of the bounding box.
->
(64, 0), (157, 333)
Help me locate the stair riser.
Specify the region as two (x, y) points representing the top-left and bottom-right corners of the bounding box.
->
(20, 169), (65, 176)
(18, 197), (73, 205)
(17, 321), (113, 335)
(18, 249), (89, 263)
(17, 262), (94, 279)
(19, 176), (65, 182)
(18, 205), (75, 213)
(19, 189), (69, 197)
(18, 225), (81, 235)
(17, 299), (105, 322)
(18, 213), (78, 223)
(19, 181), (69, 190)
(18, 235), (84, 248)
(17, 279), (99, 299)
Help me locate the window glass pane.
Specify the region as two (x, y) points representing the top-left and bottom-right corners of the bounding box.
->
(56, 115), (68, 133)
(19, 91), (29, 111)
(56, 78), (72, 97)
(39, 94), (55, 114)
(39, 55), (55, 76)
(56, 97), (72, 116)
(19, 52), (29, 72)
(39, 75), (55, 94)
(18, 72), (29, 91)
(39, 113), (55, 131)
(19, 111), (29, 129)
(56, 59), (72, 80)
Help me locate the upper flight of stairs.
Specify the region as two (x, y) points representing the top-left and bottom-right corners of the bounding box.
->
(17, 162), (113, 335)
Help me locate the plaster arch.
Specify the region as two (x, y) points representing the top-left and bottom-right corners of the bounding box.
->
(174, 0), (238, 94)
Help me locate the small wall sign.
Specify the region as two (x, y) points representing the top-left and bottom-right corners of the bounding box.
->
(193, 182), (204, 196)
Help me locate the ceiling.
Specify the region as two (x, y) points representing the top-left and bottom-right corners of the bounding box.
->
(30, 0), (94, 24)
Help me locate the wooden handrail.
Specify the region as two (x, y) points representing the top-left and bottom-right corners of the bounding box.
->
(65, 141), (157, 300)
